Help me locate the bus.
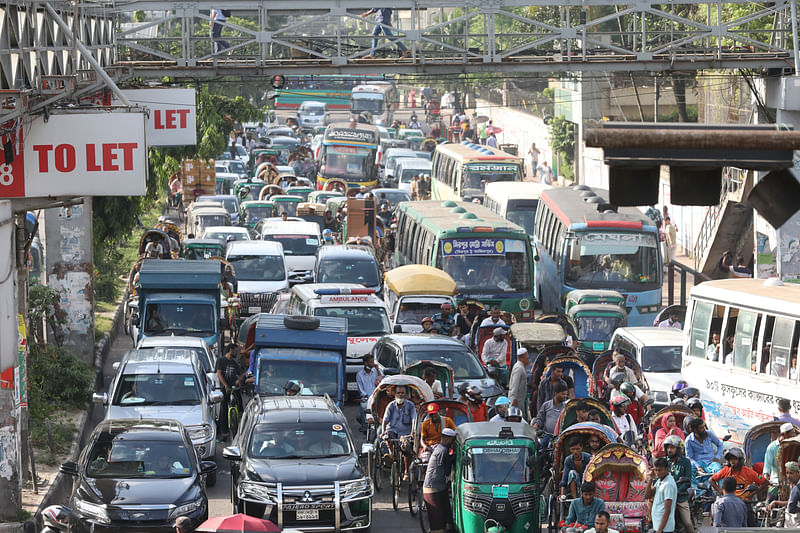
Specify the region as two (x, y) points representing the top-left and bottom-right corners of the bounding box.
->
(317, 123), (380, 190)
(483, 181), (552, 238)
(431, 142), (523, 203)
(350, 83), (398, 126)
(682, 277), (800, 443)
(394, 200), (535, 321)
(274, 75), (387, 109)
(533, 185), (661, 326)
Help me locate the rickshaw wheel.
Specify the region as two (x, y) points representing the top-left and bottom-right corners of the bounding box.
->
(368, 449), (382, 491)
(417, 491), (430, 533)
(407, 464), (419, 515)
(391, 462), (401, 511)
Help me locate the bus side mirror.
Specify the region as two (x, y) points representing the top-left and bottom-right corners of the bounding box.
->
(534, 254), (539, 262)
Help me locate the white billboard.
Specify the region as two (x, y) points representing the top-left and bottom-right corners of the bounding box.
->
(0, 111), (148, 198)
(118, 88), (197, 147)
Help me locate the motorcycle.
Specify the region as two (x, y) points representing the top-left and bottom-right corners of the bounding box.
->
(40, 505), (73, 533)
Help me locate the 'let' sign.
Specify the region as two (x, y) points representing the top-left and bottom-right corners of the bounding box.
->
(118, 88), (197, 147)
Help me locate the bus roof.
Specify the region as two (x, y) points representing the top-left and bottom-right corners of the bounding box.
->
(323, 122), (379, 146)
(541, 185), (655, 230)
(398, 200), (528, 236)
(691, 278), (800, 313)
(484, 181), (552, 202)
(436, 142), (522, 163)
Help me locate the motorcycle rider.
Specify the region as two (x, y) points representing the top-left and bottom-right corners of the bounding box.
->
(490, 396), (511, 422)
(664, 435), (694, 533)
(409, 114), (421, 129)
(709, 447), (767, 526)
(465, 386), (488, 422)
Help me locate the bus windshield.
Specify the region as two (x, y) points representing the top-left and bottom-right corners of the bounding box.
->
(352, 97), (385, 115)
(464, 164), (519, 191)
(564, 232), (661, 290)
(505, 200), (539, 236)
(324, 146), (374, 180)
(438, 238), (531, 293)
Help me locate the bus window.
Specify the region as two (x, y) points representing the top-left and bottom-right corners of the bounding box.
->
(770, 317), (796, 378)
(689, 301), (713, 358)
(733, 310), (759, 370)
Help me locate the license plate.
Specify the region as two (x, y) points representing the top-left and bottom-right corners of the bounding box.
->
(296, 510), (319, 520)
(492, 485), (509, 498)
(248, 306), (261, 314)
(347, 382), (359, 391)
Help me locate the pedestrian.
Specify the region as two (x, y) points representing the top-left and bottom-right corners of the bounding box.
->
(215, 343), (243, 441)
(664, 436), (694, 533)
(533, 380), (568, 448)
(478, 121), (489, 145)
(777, 398), (800, 426)
(713, 476), (749, 527)
(508, 348), (529, 412)
(663, 216), (677, 265)
(537, 363), (574, 411)
(431, 302), (455, 336)
(538, 160), (554, 185)
(767, 461), (800, 527)
(528, 142), (541, 179)
(584, 511), (619, 533)
(174, 516), (193, 533)
(486, 131), (498, 148)
(410, 87), (416, 107)
(356, 354), (382, 431)
(646, 457), (678, 533)
(410, 175), (419, 200)
(718, 249), (752, 278)
(423, 427), (457, 533)
(565, 481), (606, 527)
(454, 300), (475, 343)
(360, 8), (409, 58)
(210, 8), (231, 54)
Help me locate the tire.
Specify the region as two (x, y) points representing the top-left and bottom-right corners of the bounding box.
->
(418, 491), (430, 533)
(407, 466), (419, 516)
(391, 462), (400, 511)
(372, 438), (383, 491)
(284, 315), (320, 330)
(368, 452), (381, 492)
(228, 407), (240, 438)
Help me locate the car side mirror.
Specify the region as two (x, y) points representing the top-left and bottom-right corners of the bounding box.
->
(112, 362), (120, 371)
(131, 313), (140, 327)
(92, 393), (108, 405)
(200, 461), (217, 474)
(534, 254), (540, 262)
(210, 390), (224, 404)
(393, 324), (403, 334)
(60, 461), (79, 476)
(222, 446), (242, 461)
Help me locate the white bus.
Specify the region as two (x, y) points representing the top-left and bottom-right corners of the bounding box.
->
(350, 83), (397, 126)
(483, 181), (551, 238)
(682, 277), (800, 444)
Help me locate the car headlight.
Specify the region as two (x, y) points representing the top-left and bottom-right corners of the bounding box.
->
(240, 482), (273, 502)
(170, 500), (203, 518)
(342, 478), (372, 500)
(187, 424), (213, 441)
(75, 499), (110, 524)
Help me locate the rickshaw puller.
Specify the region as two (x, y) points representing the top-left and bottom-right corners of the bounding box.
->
(423, 427), (456, 533)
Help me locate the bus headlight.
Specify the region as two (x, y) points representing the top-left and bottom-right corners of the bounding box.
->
(519, 298), (531, 311)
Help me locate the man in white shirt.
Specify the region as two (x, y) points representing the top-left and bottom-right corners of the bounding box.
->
(658, 310), (682, 329)
(611, 395), (639, 442)
(210, 9), (231, 54)
(479, 306), (506, 328)
(508, 349), (529, 411)
(355, 185), (368, 198)
(706, 332), (721, 361)
(584, 511), (619, 533)
(481, 328), (508, 366)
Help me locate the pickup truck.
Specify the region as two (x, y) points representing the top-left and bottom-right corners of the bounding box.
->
(130, 259), (227, 358)
(247, 314), (348, 405)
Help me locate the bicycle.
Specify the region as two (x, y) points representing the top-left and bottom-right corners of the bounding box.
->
(226, 384), (247, 438)
(381, 436), (405, 511)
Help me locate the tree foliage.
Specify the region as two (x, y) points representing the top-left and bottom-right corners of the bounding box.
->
(548, 115), (575, 164)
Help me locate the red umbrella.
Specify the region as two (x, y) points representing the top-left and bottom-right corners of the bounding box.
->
(195, 514), (280, 533)
(487, 125), (503, 135)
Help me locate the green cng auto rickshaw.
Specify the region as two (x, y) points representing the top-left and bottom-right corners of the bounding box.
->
(567, 303), (627, 355)
(564, 289), (626, 312)
(238, 200), (275, 231)
(451, 422), (540, 533)
(180, 238), (226, 260)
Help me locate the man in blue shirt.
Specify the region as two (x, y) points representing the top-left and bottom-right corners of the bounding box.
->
(685, 417), (724, 473)
(356, 354), (382, 431)
(431, 302), (456, 336)
(382, 385), (416, 477)
(565, 482), (606, 527)
(560, 437), (592, 498)
(777, 398), (800, 426)
(713, 476), (748, 527)
(646, 457), (678, 533)
(360, 8), (409, 58)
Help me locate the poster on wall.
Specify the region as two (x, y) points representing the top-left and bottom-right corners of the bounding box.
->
(777, 210), (800, 281)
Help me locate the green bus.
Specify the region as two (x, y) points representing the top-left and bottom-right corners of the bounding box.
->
(394, 200), (535, 321)
(275, 75), (391, 110)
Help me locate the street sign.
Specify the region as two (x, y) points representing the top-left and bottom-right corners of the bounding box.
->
(0, 111), (147, 198)
(117, 88), (197, 147)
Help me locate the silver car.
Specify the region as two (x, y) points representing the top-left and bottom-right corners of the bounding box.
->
(296, 101), (329, 131)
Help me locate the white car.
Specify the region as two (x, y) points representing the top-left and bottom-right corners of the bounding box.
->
(202, 226), (250, 244)
(226, 240), (289, 317)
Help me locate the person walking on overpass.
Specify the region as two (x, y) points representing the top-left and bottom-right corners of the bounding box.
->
(360, 8), (410, 59)
(210, 9), (231, 54)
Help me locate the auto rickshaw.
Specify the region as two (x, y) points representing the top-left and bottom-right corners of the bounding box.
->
(553, 397), (617, 434)
(567, 303), (628, 355)
(408, 399), (472, 516)
(257, 184), (284, 201)
(180, 238), (226, 260)
(285, 185), (313, 202)
(451, 422), (540, 533)
(270, 195), (303, 217)
(238, 200), (275, 231)
(233, 180), (266, 203)
(402, 360), (455, 399)
(325, 196), (348, 232)
(138, 229), (178, 259)
(154, 221), (182, 244)
(590, 350), (649, 401)
(581, 444), (649, 533)
(547, 422), (620, 532)
(308, 191), (342, 205)
(565, 289), (626, 312)
(541, 355), (593, 398)
(383, 265), (457, 334)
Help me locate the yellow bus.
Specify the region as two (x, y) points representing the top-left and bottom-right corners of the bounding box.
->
(431, 142), (523, 203)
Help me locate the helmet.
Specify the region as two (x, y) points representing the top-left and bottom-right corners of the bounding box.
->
(687, 398), (703, 410)
(672, 380), (689, 396)
(283, 380), (301, 395)
(322, 229), (332, 241)
(610, 373), (627, 388)
(495, 396), (510, 406)
(663, 435), (683, 450)
(42, 505), (72, 531)
(421, 317), (433, 325)
(611, 395), (631, 408)
(457, 382), (470, 396)
(620, 383), (636, 397)
(671, 397), (686, 406)
(724, 447), (745, 461)
(506, 407), (523, 421)
(467, 385), (483, 402)
(682, 387), (701, 400)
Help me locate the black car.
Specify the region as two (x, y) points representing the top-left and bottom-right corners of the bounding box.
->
(60, 419), (216, 533)
(224, 396), (373, 531)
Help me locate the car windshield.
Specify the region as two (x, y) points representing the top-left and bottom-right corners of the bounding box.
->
(227, 254), (286, 281)
(256, 351), (339, 397)
(564, 231), (661, 290)
(235, 145), (247, 156)
(318, 259), (380, 286)
(303, 106), (325, 116)
(315, 307), (390, 337)
(183, 246), (224, 260)
(243, 207), (273, 224)
(352, 97), (384, 114)
(264, 235), (319, 255)
(400, 169), (427, 183)
(205, 231), (248, 242)
(86, 439), (193, 478)
(405, 347), (485, 379)
(198, 214), (227, 228)
(463, 446), (532, 484)
(199, 197), (238, 214)
(576, 315), (625, 342)
(249, 422), (351, 459)
(641, 346), (682, 372)
(135, 347), (211, 373)
(397, 302), (446, 325)
(378, 191), (410, 206)
(438, 240), (531, 293)
(113, 373), (201, 406)
(228, 161), (246, 174)
(143, 303), (214, 336)
(275, 202), (299, 217)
